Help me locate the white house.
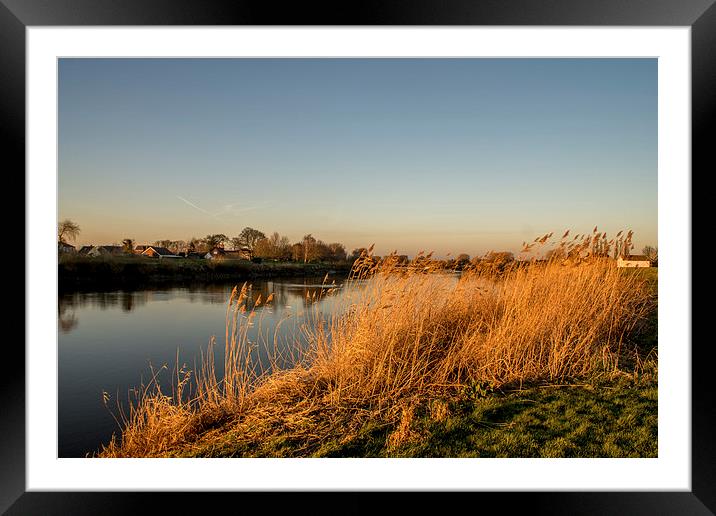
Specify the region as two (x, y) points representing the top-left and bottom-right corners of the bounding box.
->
(617, 255), (652, 268)
(85, 245), (124, 257)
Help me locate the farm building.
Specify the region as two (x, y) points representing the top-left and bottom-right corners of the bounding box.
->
(616, 255), (652, 268)
(81, 245), (124, 257)
(204, 247), (251, 260)
(140, 246), (181, 259)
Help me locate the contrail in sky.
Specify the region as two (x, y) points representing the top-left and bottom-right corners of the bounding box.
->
(176, 196), (220, 218)
(177, 196), (268, 218)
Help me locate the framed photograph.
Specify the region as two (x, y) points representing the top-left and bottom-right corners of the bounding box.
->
(4, 0), (712, 513)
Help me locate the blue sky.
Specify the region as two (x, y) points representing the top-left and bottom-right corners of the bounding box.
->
(58, 58), (657, 257)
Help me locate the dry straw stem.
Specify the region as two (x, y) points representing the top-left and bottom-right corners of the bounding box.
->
(99, 230), (655, 457)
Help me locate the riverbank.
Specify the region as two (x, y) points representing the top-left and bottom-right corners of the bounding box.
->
(59, 255), (352, 290)
(174, 374), (658, 458)
(97, 256), (658, 458)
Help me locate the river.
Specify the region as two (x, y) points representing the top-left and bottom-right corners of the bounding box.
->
(58, 274), (350, 457)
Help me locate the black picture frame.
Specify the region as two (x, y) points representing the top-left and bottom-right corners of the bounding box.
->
(3, 1), (712, 514)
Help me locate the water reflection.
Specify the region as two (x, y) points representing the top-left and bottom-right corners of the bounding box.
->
(58, 275), (348, 458)
(58, 278), (344, 318)
(58, 302), (78, 333)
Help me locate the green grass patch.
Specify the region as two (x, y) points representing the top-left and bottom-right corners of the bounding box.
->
(380, 378), (658, 458)
(178, 375), (657, 458)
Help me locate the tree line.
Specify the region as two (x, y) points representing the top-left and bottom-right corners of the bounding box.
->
(59, 219), (657, 266)
(164, 229), (350, 263)
(59, 220), (350, 263)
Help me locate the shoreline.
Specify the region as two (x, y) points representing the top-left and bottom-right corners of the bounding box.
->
(59, 255), (352, 291)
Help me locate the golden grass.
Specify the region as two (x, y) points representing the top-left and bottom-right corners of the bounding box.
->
(98, 232), (655, 457)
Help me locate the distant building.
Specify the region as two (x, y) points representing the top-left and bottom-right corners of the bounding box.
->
(205, 247), (224, 260)
(205, 247), (251, 260)
(77, 245), (94, 255)
(58, 242), (76, 254)
(617, 255), (651, 268)
(140, 246), (181, 259)
(84, 245), (124, 257)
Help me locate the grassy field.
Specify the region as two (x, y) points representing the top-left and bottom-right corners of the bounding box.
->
(96, 234), (658, 459)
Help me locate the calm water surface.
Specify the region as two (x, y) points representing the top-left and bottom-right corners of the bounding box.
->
(58, 275), (352, 457)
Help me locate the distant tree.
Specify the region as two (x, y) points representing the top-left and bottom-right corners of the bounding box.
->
(187, 237), (201, 253)
(327, 242), (347, 262)
(203, 234), (228, 250)
(301, 234), (317, 263)
(252, 232), (291, 260)
(291, 243), (304, 262)
(58, 219), (80, 244)
(253, 237), (273, 259)
(153, 239), (173, 249)
(236, 227), (266, 259)
(266, 232), (291, 260)
(484, 251), (514, 264)
(171, 240), (187, 254)
(276, 234), (292, 261)
(313, 240), (332, 262)
(642, 245), (658, 262)
(349, 247), (368, 263)
(122, 239), (135, 254)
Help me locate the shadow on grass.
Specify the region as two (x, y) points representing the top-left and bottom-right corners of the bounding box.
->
(315, 377), (657, 458)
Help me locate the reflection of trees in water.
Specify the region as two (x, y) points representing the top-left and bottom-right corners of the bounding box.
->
(58, 301), (79, 333)
(178, 277), (345, 311)
(121, 292), (135, 312)
(59, 291), (151, 313)
(58, 313), (78, 332)
(269, 276), (344, 310)
(57, 276), (349, 334)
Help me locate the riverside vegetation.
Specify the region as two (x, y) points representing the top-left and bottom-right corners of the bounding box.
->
(59, 254), (352, 290)
(97, 231), (658, 458)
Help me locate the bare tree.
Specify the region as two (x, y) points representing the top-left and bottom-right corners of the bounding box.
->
(291, 243), (303, 262)
(642, 245), (658, 262)
(301, 234), (317, 263)
(254, 232), (292, 260)
(58, 219), (80, 244)
(327, 242), (347, 262)
(153, 239), (174, 249)
(171, 240), (187, 254)
(187, 237), (202, 253)
(203, 234), (228, 250)
(349, 248), (368, 263)
(236, 227), (266, 259)
(276, 235), (292, 260)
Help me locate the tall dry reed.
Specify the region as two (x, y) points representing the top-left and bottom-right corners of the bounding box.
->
(99, 231), (655, 457)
